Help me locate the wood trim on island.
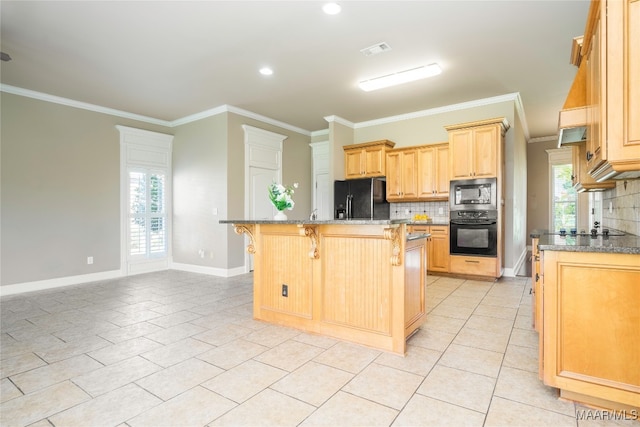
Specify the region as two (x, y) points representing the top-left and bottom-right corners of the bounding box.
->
(228, 221), (427, 355)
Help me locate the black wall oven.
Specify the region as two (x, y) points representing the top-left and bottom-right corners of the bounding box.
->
(450, 210), (498, 257)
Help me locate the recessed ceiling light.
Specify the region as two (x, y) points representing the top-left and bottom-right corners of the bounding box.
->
(358, 63), (442, 92)
(259, 67), (273, 76)
(323, 3), (341, 15)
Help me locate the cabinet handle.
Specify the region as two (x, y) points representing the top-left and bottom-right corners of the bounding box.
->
(464, 260), (480, 264)
(586, 151), (593, 161)
(535, 273), (539, 282)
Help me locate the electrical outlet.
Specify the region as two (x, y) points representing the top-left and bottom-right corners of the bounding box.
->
(87, 256), (93, 265)
(438, 207), (444, 215)
(282, 284), (288, 297)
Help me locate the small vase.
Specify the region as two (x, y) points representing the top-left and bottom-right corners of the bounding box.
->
(274, 210), (288, 221)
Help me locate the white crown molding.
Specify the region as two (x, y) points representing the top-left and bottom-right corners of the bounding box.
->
(324, 115), (355, 128)
(310, 128), (330, 138)
(170, 105), (229, 127)
(2, 84), (531, 140)
(0, 84), (172, 127)
(353, 93), (527, 134)
(1, 84), (311, 136)
(529, 135), (557, 144)
(225, 105), (310, 136)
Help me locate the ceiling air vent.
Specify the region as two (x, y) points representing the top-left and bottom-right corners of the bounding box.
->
(360, 42), (392, 56)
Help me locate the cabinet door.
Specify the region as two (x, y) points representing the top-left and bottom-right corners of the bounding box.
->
(386, 151), (403, 200)
(401, 150), (418, 199)
(417, 147), (436, 198)
(345, 149), (363, 179)
(449, 130), (473, 179)
(428, 227), (449, 272)
(364, 146), (385, 177)
(473, 126), (498, 178)
(435, 145), (450, 196)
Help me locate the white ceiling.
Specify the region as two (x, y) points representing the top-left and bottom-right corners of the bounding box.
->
(0, 1), (590, 138)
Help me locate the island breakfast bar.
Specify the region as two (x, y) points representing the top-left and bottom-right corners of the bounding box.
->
(220, 220), (427, 355)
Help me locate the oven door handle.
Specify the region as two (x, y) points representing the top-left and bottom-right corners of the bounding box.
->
(450, 220), (497, 225)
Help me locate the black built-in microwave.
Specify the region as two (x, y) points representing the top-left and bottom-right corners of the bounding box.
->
(450, 178), (497, 211)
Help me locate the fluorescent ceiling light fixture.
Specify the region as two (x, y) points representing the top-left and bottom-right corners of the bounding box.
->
(323, 3), (341, 15)
(259, 67), (273, 76)
(358, 63), (442, 92)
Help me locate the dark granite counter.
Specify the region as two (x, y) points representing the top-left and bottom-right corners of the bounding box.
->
(530, 229), (640, 254)
(219, 219), (410, 225)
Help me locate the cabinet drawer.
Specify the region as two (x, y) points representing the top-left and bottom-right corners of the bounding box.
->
(450, 255), (497, 277)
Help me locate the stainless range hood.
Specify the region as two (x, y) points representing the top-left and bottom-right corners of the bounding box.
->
(557, 106), (587, 148)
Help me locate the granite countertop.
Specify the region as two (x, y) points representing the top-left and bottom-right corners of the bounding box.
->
(406, 232), (431, 241)
(530, 229), (640, 254)
(219, 219), (411, 225)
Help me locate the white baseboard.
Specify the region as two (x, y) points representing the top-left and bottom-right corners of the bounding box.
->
(503, 246), (529, 278)
(170, 262), (247, 278)
(0, 269), (122, 297)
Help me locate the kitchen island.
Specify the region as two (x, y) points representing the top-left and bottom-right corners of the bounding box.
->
(220, 219), (427, 355)
(530, 230), (640, 412)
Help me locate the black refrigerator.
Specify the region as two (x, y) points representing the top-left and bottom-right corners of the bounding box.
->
(334, 177), (390, 220)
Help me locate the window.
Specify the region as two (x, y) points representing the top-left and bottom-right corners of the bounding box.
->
(547, 148), (577, 232)
(129, 170), (166, 257)
(551, 163), (577, 231)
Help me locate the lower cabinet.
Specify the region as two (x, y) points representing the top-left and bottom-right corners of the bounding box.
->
(409, 225), (449, 273)
(449, 255), (499, 277)
(539, 250), (640, 411)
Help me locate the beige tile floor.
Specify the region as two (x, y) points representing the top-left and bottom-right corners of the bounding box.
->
(1, 271), (638, 426)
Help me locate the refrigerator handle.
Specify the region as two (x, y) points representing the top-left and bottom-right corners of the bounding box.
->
(346, 195), (352, 219)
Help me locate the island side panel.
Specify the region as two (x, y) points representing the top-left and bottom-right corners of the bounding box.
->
(253, 224), (315, 331)
(316, 224), (407, 354)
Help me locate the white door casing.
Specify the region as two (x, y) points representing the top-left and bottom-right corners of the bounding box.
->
(310, 141), (331, 220)
(117, 125), (173, 276)
(243, 125), (287, 272)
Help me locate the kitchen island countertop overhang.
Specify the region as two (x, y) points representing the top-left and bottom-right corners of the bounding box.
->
(220, 219), (429, 355)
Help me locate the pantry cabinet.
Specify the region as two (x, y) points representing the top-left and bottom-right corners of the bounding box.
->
(386, 148), (418, 201)
(344, 140), (395, 179)
(417, 143), (449, 200)
(445, 118), (509, 180)
(584, 0), (640, 181)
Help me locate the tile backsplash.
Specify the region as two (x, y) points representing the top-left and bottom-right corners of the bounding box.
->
(601, 179), (640, 236)
(390, 201), (449, 222)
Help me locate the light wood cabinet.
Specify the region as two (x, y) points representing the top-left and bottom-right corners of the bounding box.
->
(409, 225), (449, 273)
(386, 148), (418, 201)
(404, 234), (427, 334)
(584, 0), (640, 181)
(344, 140), (395, 179)
(417, 143), (449, 200)
(449, 255), (500, 277)
(540, 250), (640, 411)
(236, 222), (424, 355)
(445, 118), (509, 180)
(571, 143), (615, 192)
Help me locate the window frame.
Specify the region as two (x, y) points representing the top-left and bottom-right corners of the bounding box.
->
(546, 148), (578, 232)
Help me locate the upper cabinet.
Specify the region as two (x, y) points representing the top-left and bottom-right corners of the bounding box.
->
(445, 118), (510, 180)
(572, 142), (615, 192)
(386, 143), (449, 202)
(386, 148), (418, 201)
(584, 0), (640, 181)
(417, 143), (449, 199)
(344, 140), (395, 179)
